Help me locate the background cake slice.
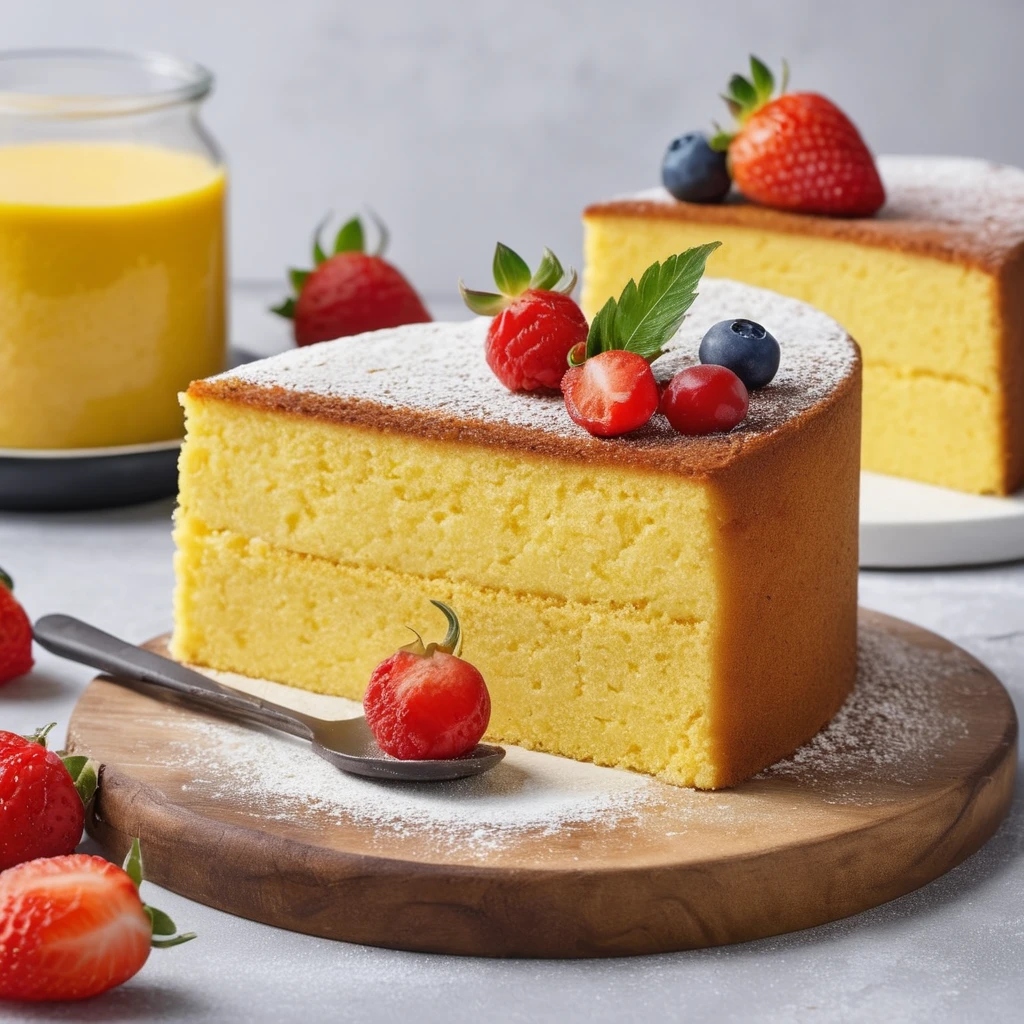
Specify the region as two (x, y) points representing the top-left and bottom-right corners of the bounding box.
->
(173, 279), (861, 789)
(584, 156), (1024, 495)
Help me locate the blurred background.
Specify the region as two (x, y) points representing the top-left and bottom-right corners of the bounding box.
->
(9, 0), (1024, 305)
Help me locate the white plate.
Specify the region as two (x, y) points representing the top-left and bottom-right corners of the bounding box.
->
(859, 471), (1024, 569)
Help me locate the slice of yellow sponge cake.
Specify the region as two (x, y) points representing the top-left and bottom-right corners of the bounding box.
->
(172, 278), (861, 789)
(584, 157), (1024, 495)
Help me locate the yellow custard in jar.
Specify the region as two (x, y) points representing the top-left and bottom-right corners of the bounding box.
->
(0, 141), (226, 449)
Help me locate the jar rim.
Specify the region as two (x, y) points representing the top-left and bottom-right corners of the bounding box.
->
(0, 48), (213, 119)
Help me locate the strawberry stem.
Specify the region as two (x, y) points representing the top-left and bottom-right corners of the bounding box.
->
(24, 722), (56, 747)
(123, 838), (197, 948)
(430, 601), (462, 657)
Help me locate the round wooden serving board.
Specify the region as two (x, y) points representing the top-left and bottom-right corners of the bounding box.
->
(67, 610), (1017, 959)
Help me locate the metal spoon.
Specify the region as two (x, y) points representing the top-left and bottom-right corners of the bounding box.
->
(32, 614), (505, 782)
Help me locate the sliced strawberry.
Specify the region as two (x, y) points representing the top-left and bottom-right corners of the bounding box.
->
(0, 842), (193, 1002)
(561, 350), (660, 437)
(363, 602), (490, 760)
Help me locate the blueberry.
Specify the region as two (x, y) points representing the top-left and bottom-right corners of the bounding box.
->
(698, 319), (780, 389)
(661, 133), (731, 204)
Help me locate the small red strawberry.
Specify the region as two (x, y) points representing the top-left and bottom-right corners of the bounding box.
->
(564, 243), (721, 437)
(0, 725), (97, 872)
(272, 212), (431, 346)
(562, 350), (660, 438)
(460, 243), (587, 392)
(0, 839), (194, 1002)
(363, 602), (490, 761)
(0, 569), (32, 685)
(710, 56), (885, 217)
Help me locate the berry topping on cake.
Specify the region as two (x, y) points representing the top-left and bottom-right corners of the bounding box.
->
(661, 132), (731, 204)
(0, 568), (32, 685)
(460, 243), (586, 392)
(699, 318), (780, 389)
(363, 602), (490, 761)
(0, 839), (194, 1002)
(562, 243), (720, 436)
(661, 364), (749, 435)
(709, 56), (885, 217)
(561, 350), (660, 438)
(271, 212), (431, 346)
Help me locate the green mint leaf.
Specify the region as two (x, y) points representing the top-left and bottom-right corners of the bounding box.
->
(586, 242), (722, 362)
(288, 268), (310, 292)
(123, 837), (144, 890)
(269, 297), (297, 320)
(585, 295), (618, 359)
(749, 56), (774, 102)
(492, 243), (531, 297)
(728, 74), (757, 109)
(529, 247), (565, 291)
(459, 282), (509, 317)
(333, 216), (365, 254)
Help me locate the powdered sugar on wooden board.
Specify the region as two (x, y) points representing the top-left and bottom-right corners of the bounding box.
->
(129, 619), (977, 857)
(214, 278), (856, 444)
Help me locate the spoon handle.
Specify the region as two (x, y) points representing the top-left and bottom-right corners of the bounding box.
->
(32, 614), (313, 741)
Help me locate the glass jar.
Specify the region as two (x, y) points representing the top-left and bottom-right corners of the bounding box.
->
(0, 49), (227, 449)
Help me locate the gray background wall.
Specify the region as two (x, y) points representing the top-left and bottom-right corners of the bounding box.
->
(7, 0), (1024, 300)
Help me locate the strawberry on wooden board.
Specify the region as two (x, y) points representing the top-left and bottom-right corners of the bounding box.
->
(710, 56), (885, 217)
(0, 568), (32, 685)
(563, 242), (721, 437)
(0, 724), (97, 872)
(272, 213), (431, 346)
(0, 839), (194, 1002)
(460, 243), (587, 392)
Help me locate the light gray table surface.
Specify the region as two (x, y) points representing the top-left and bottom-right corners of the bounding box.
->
(1, 288), (1021, 1024)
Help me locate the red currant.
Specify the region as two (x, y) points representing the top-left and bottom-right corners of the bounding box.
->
(661, 364), (749, 435)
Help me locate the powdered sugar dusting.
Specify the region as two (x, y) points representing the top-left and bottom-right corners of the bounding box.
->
(760, 622), (976, 801)
(216, 278), (856, 448)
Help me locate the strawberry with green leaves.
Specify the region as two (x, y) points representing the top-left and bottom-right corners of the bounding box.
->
(0, 567), (32, 685)
(0, 839), (194, 1002)
(460, 244), (587, 392)
(272, 213), (431, 346)
(710, 56), (885, 217)
(562, 242), (721, 437)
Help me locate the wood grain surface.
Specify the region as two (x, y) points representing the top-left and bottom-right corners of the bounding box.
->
(66, 609), (1017, 958)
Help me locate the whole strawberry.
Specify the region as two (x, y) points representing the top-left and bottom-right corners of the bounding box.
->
(272, 213), (431, 346)
(0, 725), (97, 872)
(710, 56), (885, 217)
(0, 568), (32, 685)
(363, 602), (490, 761)
(0, 839), (194, 1002)
(460, 244), (587, 392)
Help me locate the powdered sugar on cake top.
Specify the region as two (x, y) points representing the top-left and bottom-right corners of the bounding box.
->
(218, 278), (856, 447)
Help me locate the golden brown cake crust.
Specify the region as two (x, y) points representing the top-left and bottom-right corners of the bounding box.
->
(584, 156), (1024, 273)
(189, 280), (860, 482)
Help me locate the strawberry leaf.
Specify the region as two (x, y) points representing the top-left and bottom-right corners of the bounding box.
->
(270, 297), (297, 320)
(333, 216), (365, 254)
(0, 568), (12, 591)
(585, 242), (721, 363)
(123, 837), (144, 889)
(289, 268), (310, 292)
(728, 74), (757, 109)
(311, 214), (331, 266)
(493, 243), (531, 297)
(529, 247), (565, 291)
(459, 282), (509, 316)
(146, 905), (179, 936)
(780, 58), (790, 94)
(749, 55), (774, 102)
(61, 754), (98, 805)
(365, 207), (390, 258)
(24, 722), (55, 748)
